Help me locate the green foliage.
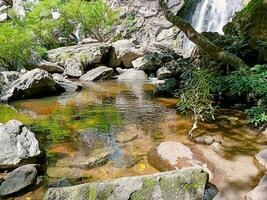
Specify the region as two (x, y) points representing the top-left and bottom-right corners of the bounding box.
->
(246, 105), (267, 126)
(177, 69), (219, 122)
(0, 23), (35, 70)
(61, 0), (118, 41)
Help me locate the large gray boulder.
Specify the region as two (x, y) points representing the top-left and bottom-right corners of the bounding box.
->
(0, 120), (41, 169)
(117, 69), (148, 81)
(52, 74), (82, 92)
(47, 43), (110, 67)
(156, 59), (187, 80)
(44, 167), (209, 200)
(109, 39), (144, 68)
(245, 174), (267, 200)
(80, 66), (113, 82)
(63, 59), (84, 78)
(0, 164), (38, 196)
(0, 69), (64, 102)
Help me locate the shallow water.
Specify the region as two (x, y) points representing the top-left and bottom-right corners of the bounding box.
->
(1, 80), (266, 200)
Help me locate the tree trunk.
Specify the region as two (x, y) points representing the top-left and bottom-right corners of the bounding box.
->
(159, 0), (249, 69)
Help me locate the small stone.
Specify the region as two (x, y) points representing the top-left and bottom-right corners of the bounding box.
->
(193, 135), (215, 145)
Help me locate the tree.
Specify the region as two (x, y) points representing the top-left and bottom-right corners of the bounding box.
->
(158, 0), (249, 69)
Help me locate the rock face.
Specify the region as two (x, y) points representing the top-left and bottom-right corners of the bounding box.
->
(245, 174), (267, 200)
(0, 71), (20, 90)
(0, 69), (64, 102)
(80, 66), (113, 81)
(0, 120), (41, 169)
(153, 78), (179, 97)
(44, 167), (209, 200)
(107, 0), (184, 49)
(156, 59), (187, 80)
(117, 69), (148, 81)
(109, 39), (144, 68)
(52, 74), (82, 92)
(147, 142), (203, 172)
(63, 59), (84, 78)
(255, 149), (267, 170)
(47, 43), (110, 67)
(0, 164), (38, 196)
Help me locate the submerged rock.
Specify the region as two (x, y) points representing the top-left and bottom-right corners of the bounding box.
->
(80, 66), (113, 81)
(255, 149), (267, 170)
(147, 142), (203, 171)
(56, 147), (114, 169)
(117, 69), (147, 81)
(52, 74), (82, 92)
(0, 120), (41, 169)
(0, 164), (38, 196)
(245, 174), (267, 200)
(0, 69), (64, 102)
(44, 167), (209, 200)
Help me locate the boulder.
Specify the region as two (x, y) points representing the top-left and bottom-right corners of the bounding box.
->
(36, 61), (64, 73)
(52, 74), (82, 92)
(0, 12), (7, 22)
(117, 69), (148, 81)
(56, 147), (114, 169)
(153, 78), (179, 97)
(80, 66), (113, 82)
(156, 59), (187, 80)
(147, 142), (203, 171)
(44, 167), (209, 200)
(0, 71), (20, 86)
(47, 43), (110, 67)
(0, 120), (41, 169)
(109, 39), (144, 68)
(0, 164), (38, 196)
(255, 149), (267, 170)
(245, 174), (267, 200)
(0, 69), (64, 102)
(63, 59), (84, 78)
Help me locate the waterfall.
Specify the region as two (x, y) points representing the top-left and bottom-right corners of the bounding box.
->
(183, 0), (242, 49)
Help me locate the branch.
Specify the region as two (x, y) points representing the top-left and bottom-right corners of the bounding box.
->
(159, 0), (249, 69)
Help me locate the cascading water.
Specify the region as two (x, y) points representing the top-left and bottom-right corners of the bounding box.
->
(183, 0), (242, 49)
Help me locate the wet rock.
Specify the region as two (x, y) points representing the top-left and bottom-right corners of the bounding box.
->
(56, 147), (114, 169)
(47, 43), (110, 66)
(80, 66), (113, 81)
(153, 78), (179, 97)
(0, 164), (38, 196)
(211, 142), (224, 157)
(255, 149), (267, 170)
(36, 61), (64, 73)
(63, 59), (84, 78)
(112, 155), (143, 169)
(116, 67), (127, 74)
(117, 69), (148, 81)
(0, 69), (64, 102)
(47, 178), (72, 188)
(147, 141), (203, 171)
(204, 183), (218, 200)
(245, 174), (267, 200)
(0, 120), (41, 169)
(80, 38), (99, 44)
(109, 39), (144, 68)
(0, 71), (20, 89)
(44, 167), (209, 200)
(193, 135), (216, 145)
(116, 131), (138, 143)
(52, 74), (82, 92)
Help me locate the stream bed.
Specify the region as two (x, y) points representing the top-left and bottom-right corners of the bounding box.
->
(1, 80), (266, 200)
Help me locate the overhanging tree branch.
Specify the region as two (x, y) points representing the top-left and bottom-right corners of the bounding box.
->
(159, 0), (249, 69)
